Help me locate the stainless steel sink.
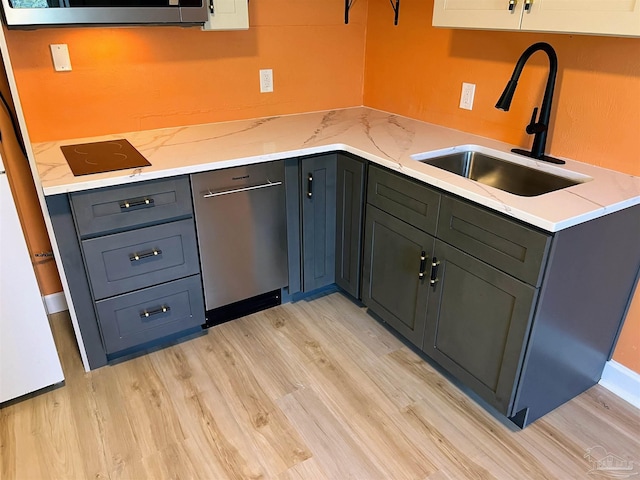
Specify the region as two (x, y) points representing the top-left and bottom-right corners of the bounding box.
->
(419, 150), (581, 197)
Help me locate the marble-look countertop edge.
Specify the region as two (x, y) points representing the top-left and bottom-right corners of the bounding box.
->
(34, 108), (640, 233)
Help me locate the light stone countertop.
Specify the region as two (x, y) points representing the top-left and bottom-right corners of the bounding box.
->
(33, 107), (640, 233)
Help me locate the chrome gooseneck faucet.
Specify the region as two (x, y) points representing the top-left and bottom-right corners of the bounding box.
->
(496, 42), (565, 165)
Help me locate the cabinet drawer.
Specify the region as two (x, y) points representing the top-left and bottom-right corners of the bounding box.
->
(71, 176), (193, 237)
(96, 275), (204, 355)
(83, 219), (200, 300)
(437, 196), (551, 286)
(367, 166), (440, 235)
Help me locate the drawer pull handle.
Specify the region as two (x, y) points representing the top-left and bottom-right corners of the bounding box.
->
(120, 197), (155, 210)
(430, 258), (440, 286)
(508, 0), (516, 10)
(140, 305), (171, 319)
(524, 0), (531, 10)
(202, 181), (283, 198)
(129, 249), (162, 262)
(418, 251), (427, 279)
(307, 173), (313, 198)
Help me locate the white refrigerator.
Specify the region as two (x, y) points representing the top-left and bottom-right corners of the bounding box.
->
(0, 151), (64, 403)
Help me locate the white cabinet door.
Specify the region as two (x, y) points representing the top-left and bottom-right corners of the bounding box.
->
(433, 0), (524, 30)
(433, 0), (640, 36)
(202, 0), (248, 31)
(520, 0), (640, 37)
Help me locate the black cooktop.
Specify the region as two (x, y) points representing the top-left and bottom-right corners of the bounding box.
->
(60, 139), (151, 176)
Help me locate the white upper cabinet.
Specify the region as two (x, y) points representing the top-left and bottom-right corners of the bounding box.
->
(202, 0), (249, 31)
(432, 0), (526, 30)
(432, 0), (640, 37)
(520, 0), (640, 37)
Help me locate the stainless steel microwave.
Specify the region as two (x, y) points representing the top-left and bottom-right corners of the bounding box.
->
(1, 0), (208, 27)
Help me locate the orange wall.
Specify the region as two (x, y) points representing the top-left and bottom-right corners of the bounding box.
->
(363, 0), (640, 372)
(6, 0), (367, 141)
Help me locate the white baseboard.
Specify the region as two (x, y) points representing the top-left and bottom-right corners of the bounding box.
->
(599, 360), (640, 409)
(43, 292), (68, 315)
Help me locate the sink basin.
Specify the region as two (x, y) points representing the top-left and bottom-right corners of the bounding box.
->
(415, 148), (584, 197)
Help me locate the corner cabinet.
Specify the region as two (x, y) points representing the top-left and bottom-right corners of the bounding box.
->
(286, 153), (365, 297)
(335, 154), (365, 298)
(432, 0), (640, 37)
(301, 154), (338, 292)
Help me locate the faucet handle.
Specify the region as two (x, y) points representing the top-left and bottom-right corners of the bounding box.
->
(526, 107), (546, 134)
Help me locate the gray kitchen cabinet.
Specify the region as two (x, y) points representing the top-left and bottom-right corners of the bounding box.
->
(367, 164), (441, 235)
(335, 154), (365, 298)
(362, 165), (549, 416)
(286, 153), (364, 298)
(47, 176), (205, 367)
(300, 154), (337, 292)
(362, 205), (434, 347)
(423, 239), (538, 415)
(437, 195), (551, 287)
(362, 164), (640, 428)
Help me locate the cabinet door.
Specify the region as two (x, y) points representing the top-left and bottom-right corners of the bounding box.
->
(432, 0), (524, 30)
(362, 205), (434, 347)
(335, 155), (365, 298)
(202, 0), (249, 31)
(520, 0), (640, 37)
(301, 155), (337, 292)
(423, 240), (537, 414)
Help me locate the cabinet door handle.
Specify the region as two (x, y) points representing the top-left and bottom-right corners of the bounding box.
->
(430, 257), (440, 286)
(524, 0), (531, 11)
(307, 173), (313, 198)
(140, 305), (171, 320)
(508, 0), (516, 11)
(129, 249), (162, 262)
(119, 197), (155, 211)
(418, 251), (427, 279)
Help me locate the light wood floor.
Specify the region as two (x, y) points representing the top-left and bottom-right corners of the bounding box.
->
(2, 291), (639, 479)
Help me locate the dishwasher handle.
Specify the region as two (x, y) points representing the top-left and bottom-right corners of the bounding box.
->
(202, 180), (282, 198)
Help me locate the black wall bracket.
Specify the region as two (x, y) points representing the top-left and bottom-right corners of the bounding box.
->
(345, 0), (400, 25)
(389, 0), (400, 25)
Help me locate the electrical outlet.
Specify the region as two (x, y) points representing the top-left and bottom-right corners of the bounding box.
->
(459, 82), (475, 110)
(260, 69), (273, 93)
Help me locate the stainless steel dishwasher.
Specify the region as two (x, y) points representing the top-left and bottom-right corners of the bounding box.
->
(191, 161), (288, 326)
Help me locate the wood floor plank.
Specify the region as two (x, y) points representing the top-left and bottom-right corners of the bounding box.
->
(277, 457), (331, 480)
(385, 347), (564, 480)
(3, 291), (639, 480)
(277, 386), (390, 480)
(86, 365), (145, 479)
(112, 355), (188, 458)
(23, 387), (88, 479)
(0, 406), (17, 479)
(222, 312), (312, 399)
(272, 299), (439, 479)
(181, 390), (267, 479)
(192, 326), (312, 477)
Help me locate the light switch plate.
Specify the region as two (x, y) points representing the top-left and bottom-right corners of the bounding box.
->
(50, 44), (72, 72)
